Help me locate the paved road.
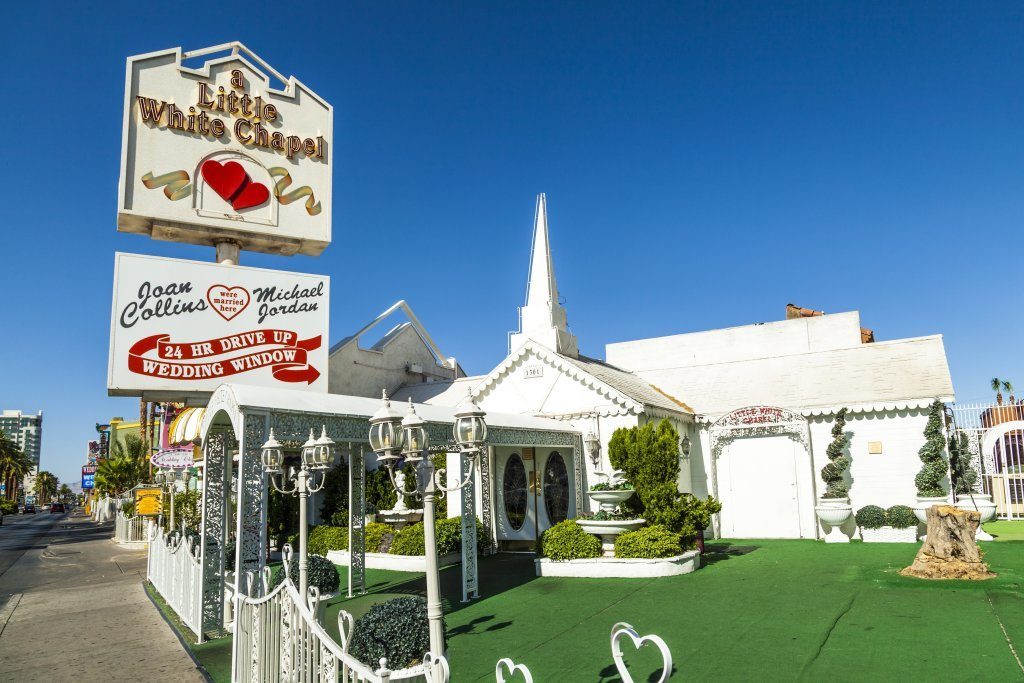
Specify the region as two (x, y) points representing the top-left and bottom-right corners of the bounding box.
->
(0, 511), (204, 681)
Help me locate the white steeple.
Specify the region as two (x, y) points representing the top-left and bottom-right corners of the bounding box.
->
(509, 193), (579, 358)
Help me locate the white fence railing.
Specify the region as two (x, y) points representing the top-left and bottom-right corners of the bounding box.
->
(93, 495), (120, 523)
(115, 512), (149, 543)
(233, 549), (449, 683)
(148, 526), (203, 636)
(949, 401), (1024, 520)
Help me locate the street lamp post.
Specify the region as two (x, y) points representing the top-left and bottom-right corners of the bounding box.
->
(260, 426), (335, 597)
(156, 466), (193, 532)
(368, 391), (486, 656)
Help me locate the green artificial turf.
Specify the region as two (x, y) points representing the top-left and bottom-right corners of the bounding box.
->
(985, 520), (1024, 542)
(179, 542), (1024, 682)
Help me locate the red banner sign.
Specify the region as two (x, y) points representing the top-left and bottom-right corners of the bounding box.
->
(128, 329), (321, 384)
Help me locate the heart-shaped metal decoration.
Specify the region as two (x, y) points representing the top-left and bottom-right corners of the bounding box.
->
(495, 657), (534, 683)
(610, 621), (673, 683)
(422, 651), (451, 682)
(336, 610), (354, 654)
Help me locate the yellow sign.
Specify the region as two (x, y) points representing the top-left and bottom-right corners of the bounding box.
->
(134, 487), (163, 517)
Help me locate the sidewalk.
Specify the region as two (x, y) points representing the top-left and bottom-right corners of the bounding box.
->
(0, 512), (205, 681)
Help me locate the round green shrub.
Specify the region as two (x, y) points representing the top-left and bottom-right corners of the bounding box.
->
(541, 520), (601, 561)
(350, 596), (441, 669)
(307, 525), (348, 555)
(390, 522), (426, 556)
(365, 522), (395, 553)
(270, 554), (340, 594)
(614, 524), (682, 559)
(330, 510), (348, 527)
(855, 505), (886, 529)
(886, 505), (917, 529)
(435, 517), (463, 555)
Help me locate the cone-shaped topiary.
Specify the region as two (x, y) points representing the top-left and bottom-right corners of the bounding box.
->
(914, 400), (948, 497)
(820, 408), (851, 499)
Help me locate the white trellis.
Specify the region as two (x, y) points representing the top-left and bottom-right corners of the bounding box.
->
(148, 526), (204, 636)
(232, 548), (450, 683)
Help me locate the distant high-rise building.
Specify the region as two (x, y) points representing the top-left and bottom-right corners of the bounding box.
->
(0, 410), (43, 490)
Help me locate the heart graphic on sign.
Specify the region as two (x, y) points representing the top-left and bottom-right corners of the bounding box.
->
(206, 285), (251, 321)
(200, 159), (269, 212)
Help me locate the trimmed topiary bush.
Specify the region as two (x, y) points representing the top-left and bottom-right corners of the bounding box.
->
(821, 408), (851, 499)
(349, 596), (440, 669)
(307, 525), (348, 555)
(541, 520), (601, 561)
(390, 522), (426, 556)
(270, 554), (340, 594)
(915, 400), (948, 497)
(614, 524), (682, 559)
(886, 505), (917, 529)
(854, 505), (886, 529)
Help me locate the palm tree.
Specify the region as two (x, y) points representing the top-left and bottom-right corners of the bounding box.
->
(58, 484), (72, 502)
(0, 430), (32, 501)
(34, 471), (58, 504)
(95, 434), (148, 496)
(991, 378), (1013, 405)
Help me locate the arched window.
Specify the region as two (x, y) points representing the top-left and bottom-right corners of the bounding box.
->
(543, 451), (569, 524)
(503, 454), (528, 531)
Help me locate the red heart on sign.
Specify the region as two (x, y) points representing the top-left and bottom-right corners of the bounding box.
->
(206, 285), (251, 321)
(232, 181), (270, 211)
(201, 160), (248, 203)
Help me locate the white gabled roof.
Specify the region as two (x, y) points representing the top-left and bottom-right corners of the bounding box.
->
(621, 335), (954, 418)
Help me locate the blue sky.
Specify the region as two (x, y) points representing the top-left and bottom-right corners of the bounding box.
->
(2, 2), (1022, 487)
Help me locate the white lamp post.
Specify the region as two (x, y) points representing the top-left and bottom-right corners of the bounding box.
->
(158, 466), (192, 532)
(367, 391), (486, 656)
(260, 426), (335, 598)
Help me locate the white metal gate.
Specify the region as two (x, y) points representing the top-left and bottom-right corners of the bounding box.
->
(949, 401), (1024, 520)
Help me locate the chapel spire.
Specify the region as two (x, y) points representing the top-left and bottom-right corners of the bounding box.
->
(509, 193), (579, 358)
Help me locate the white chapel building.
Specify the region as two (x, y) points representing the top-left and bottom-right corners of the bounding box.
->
(360, 194), (954, 543)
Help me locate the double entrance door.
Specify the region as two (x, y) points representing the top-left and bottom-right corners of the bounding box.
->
(495, 447), (572, 549)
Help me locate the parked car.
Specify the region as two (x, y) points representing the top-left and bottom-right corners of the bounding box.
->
(23, 505), (36, 514)
(49, 503), (65, 514)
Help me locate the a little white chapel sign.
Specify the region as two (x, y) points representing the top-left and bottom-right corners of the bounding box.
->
(117, 43), (333, 256)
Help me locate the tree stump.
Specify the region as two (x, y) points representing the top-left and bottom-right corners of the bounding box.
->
(900, 505), (995, 580)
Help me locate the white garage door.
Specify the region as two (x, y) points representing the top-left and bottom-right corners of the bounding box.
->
(720, 436), (802, 538)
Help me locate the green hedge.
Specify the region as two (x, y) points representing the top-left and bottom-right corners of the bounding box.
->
(366, 522), (395, 553)
(308, 525), (349, 555)
(387, 517), (489, 556)
(541, 520), (602, 561)
(614, 524), (682, 558)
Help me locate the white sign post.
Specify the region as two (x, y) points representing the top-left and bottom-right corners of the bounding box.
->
(118, 43), (332, 257)
(108, 252), (329, 399)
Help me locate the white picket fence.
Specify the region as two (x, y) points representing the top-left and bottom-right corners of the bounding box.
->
(114, 512), (149, 543)
(949, 401), (1024, 520)
(148, 526), (203, 636)
(233, 548), (449, 683)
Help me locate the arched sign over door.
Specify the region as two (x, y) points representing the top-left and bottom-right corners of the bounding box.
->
(709, 406), (816, 539)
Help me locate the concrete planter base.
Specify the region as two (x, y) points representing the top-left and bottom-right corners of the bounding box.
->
(326, 550), (461, 572)
(535, 551), (701, 578)
(860, 526), (918, 543)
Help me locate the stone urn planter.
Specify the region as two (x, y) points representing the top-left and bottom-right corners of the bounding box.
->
(955, 493), (998, 541)
(814, 498), (852, 543)
(912, 496), (949, 524)
(588, 488), (636, 513)
(576, 518), (646, 557)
